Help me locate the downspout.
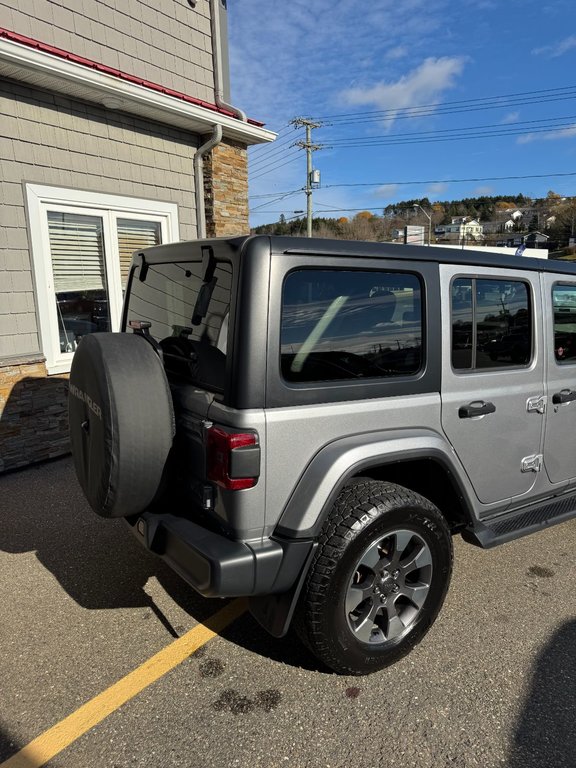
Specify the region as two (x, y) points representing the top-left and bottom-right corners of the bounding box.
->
(192, 0), (247, 238)
(210, 0), (247, 121)
(194, 124), (222, 238)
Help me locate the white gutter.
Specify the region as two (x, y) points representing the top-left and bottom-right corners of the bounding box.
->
(0, 36), (274, 145)
(194, 124), (223, 238)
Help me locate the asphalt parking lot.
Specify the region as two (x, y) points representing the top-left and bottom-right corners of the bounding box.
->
(0, 457), (574, 768)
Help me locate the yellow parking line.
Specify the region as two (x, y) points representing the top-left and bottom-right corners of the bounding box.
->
(1, 599), (246, 768)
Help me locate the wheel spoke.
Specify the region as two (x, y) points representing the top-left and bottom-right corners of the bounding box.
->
(353, 600), (382, 643)
(401, 583), (430, 608)
(357, 541), (382, 570)
(401, 542), (433, 575)
(389, 530), (414, 568)
(345, 583), (372, 615)
(384, 601), (405, 640)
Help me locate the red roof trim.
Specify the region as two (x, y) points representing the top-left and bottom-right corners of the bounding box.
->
(0, 27), (264, 127)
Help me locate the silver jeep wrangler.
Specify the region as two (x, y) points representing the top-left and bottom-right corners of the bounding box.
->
(68, 236), (576, 674)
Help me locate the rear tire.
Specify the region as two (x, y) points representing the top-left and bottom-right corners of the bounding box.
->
(295, 480), (453, 675)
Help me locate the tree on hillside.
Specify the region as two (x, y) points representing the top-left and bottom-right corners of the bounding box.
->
(548, 199), (576, 244)
(250, 193), (565, 242)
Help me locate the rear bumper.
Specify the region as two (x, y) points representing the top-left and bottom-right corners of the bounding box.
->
(128, 511), (313, 598)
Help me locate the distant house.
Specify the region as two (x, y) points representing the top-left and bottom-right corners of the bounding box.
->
(435, 217), (483, 242)
(0, 0), (274, 471)
(504, 232), (550, 248)
(482, 218), (516, 235)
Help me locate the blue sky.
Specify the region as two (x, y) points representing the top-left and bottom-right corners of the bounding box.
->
(227, 0), (576, 227)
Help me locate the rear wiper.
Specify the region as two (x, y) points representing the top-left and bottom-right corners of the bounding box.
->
(191, 245), (217, 326)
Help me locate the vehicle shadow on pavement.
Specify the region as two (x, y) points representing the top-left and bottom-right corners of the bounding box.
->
(0, 455), (319, 669)
(0, 724), (24, 765)
(0, 453), (323, 670)
(220, 613), (325, 673)
(507, 619), (576, 768)
(0, 456), (226, 627)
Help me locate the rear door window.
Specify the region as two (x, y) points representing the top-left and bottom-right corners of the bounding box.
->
(552, 283), (576, 363)
(451, 277), (531, 370)
(281, 269), (423, 382)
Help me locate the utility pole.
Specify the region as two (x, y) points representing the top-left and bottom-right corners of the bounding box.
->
(292, 118), (322, 237)
(413, 203), (432, 246)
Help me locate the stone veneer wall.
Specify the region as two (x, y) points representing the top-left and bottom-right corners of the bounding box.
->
(203, 138), (249, 236)
(0, 358), (69, 472)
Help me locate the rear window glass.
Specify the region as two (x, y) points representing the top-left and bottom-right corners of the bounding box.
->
(281, 269), (423, 382)
(127, 261), (232, 391)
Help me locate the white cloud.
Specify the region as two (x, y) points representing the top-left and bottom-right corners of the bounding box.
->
(473, 186), (495, 195)
(532, 35), (576, 57)
(501, 112), (519, 124)
(228, 1), (452, 125)
(374, 184), (400, 199)
(426, 183), (448, 196)
(517, 125), (576, 144)
(340, 57), (467, 127)
(385, 46), (409, 61)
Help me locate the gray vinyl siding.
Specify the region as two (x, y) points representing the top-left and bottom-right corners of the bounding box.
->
(0, 78), (198, 360)
(2, 0), (215, 104)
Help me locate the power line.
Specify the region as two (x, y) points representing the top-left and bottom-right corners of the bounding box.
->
(249, 132), (299, 168)
(326, 122), (576, 149)
(322, 171), (576, 189)
(249, 142), (299, 172)
(250, 122), (293, 148)
(310, 84), (576, 122)
(250, 152), (302, 181)
(249, 149), (302, 178)
(251, 171), (576, 199)
(249, 188), (302, 201)
(250, 89), (576, 193)
(321, 94), (576, 127)
(249, 189), (303, 212)
(326, 114), (576, 145)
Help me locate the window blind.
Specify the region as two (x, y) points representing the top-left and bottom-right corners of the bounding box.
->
(48, 212), (106, 293)
(117, 219), (161, 288)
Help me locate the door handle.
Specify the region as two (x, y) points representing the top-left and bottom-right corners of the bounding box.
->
(458, 401), (496, 418)
(552, 390), (576, 405)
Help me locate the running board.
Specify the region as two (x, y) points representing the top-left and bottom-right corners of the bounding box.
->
(462, 493), (576, 549)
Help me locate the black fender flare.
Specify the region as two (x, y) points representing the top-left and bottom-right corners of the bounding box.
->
(274, 429), (476, 539)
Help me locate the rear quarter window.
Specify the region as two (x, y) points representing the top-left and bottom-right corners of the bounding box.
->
(281, 269), (423, 382)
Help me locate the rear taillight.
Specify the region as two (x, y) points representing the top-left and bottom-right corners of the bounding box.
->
(206, 426), (260, 490)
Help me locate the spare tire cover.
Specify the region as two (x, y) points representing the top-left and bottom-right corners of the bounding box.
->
(69, 332), (175, 518)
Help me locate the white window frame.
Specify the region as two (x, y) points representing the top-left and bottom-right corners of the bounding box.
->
(27, 184), (179, 374)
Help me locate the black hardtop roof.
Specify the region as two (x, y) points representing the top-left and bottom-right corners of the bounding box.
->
(267, 235), (576, 276)
(134, 235), (576, 277)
